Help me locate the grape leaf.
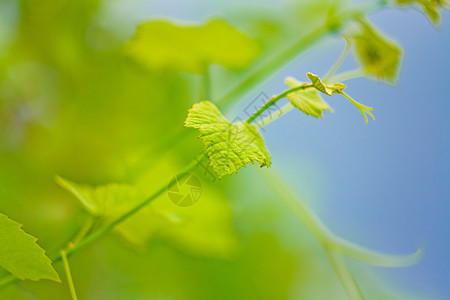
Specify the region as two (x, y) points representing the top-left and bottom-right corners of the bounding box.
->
(350, 20), (402, 84)
(56, 176), (146, 218)
(306, 72), (333, 96)
(185, 101), (271, 179)
(0, 213), (60, 282)
(285, 77), (333, 118)
(57, 158), (239, 258)
(394, 0), (449, 24)
(126, 19), (260, 73)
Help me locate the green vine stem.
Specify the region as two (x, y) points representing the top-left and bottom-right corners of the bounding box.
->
(257, 167), (423, 267)
(61, 250), (78, 300)
(254, 102), (295, 129)
(203, 64), (211, 100)
(326, 250), (365, 300)
(246, 84), (314, 124)
(323, 40), (352, 82)
(330, 68), (366, 83)
(71, 216), (96, 246)
(257, 167), (423, 298)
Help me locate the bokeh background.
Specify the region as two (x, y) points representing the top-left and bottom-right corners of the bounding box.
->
(0, 0), (448, 299)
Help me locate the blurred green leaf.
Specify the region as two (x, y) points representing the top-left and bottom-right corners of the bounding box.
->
(394, 0), (449, 24)
(126, 18), (260, 73)
(57, 166), (239, 257)
(56, 176), (146, 218)
(185, 101), (271, 179)
(350, 20), (402, 84)
(0, 213), (60, 282)
(285, 77), (333, 118)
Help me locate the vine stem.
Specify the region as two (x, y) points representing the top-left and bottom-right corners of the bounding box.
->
(256, 167), (423, 298)
(256, 167), (365, 299)
(330, 68), (366, 83)
(203, 64), (211, 100)
(326, 250), (365, 300)
(323, 40), (352, 83)
(246, 84), (313, 124)
(257, 168), (422, 267)
(217, 27), (328, 107)
(254, 103), (295, 129)
(72, 216), (96, 246)
(61, 250), (78, 300)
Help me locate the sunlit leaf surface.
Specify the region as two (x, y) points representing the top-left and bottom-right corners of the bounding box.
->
(185, 101), (271, 179)
(307, 72), (333, 96)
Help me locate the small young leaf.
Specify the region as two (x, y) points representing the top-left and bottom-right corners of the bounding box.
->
(185, 101), (271, 179)
(330, 83), (347, 93)
(394, 0), (449, 25)
(0, 213), (60, 282)
(56, 176), (146, 218)
(285, 77), (333, 118)
(350, 20), (402, 84)
(306, 72), (333, 96)
(126, 19), (260, 73)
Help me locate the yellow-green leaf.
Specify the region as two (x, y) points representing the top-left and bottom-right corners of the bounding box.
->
(350, 20), (402, 84)
(285, 77), (333, 118)
(0, 213), (60, 282)
(185, 101), (271, 179)
(306, 72), (333, 95)
(126, 19), (260, 73)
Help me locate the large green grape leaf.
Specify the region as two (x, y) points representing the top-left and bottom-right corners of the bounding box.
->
(0, 213), (60, 282)
(185, 101), (271, 179)
(126, 18), (260, 73)
(350, 20), (402, 84)
(394, 0), (449, 24)
(285, 77), (333, 118)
